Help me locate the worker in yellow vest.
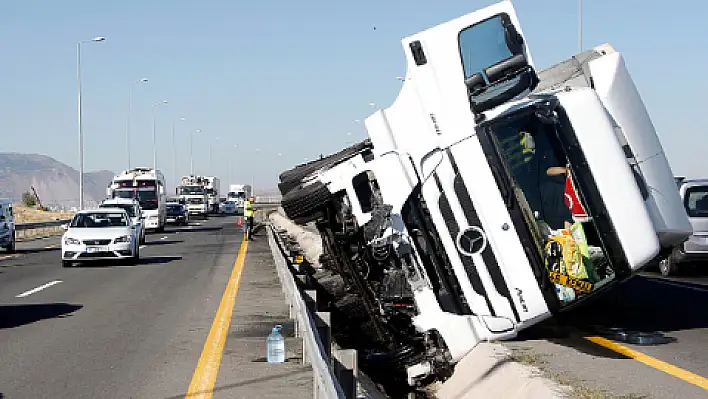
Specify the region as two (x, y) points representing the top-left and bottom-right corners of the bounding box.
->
(244, 196), (256, 239)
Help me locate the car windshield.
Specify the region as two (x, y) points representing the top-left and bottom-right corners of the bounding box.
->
(100, 203), (136, 217)
(685, 186), (708, 217)
(167, 204), (182, 211)
(187, 198), (203, 204)
(70, 212), (129, 228)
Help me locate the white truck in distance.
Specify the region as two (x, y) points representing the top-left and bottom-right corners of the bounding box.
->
(107, 167), (167, 233)
(277, 0), (693, 393)
(204, 176), (220, 214)
(226, 184), (251, 215)
(177, 175), (209, 219)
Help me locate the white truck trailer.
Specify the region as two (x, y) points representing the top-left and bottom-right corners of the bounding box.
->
(176, 175), (209, 219)
(107, 167), (167, 232)
(204, 176), (221, 214)
(226, 184), (251, 215)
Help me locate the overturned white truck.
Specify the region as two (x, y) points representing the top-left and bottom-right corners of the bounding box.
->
(279, 0), (691, 393)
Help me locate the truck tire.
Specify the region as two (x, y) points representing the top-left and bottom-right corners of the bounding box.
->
(4, 233), (15, 253)
(278, 139), (373, 184)
(281, 181), (331, 224)
(277, 179), (302, 196)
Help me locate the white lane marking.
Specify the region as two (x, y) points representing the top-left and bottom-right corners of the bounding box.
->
(16, 280), (62, 298)
(160, 236), (167, 240)
(195, 223), (202, 226)
(139, 245), (147, 249)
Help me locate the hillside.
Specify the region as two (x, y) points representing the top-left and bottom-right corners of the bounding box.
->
(0, 153), (114, 209)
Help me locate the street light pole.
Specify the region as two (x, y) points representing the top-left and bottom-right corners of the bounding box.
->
(77, 36), (105, 210)
(191, 129), (200, 174)
(229, 144), (237, 184)
(172, 117), (185, 189)
(210, 137), (219, 175)
(152, 100), (168, 172)
(578, 0), (583, 52)
(252, 148), (260, 197)
(127, 78), (148, 170)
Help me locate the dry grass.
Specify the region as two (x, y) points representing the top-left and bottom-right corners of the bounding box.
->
(14, 205), (74, 224)
(508, 348), (648, 399)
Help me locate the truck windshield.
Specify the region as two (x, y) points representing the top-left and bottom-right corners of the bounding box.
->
(100, 203), (136, 217)
(179, 186), (204, 195)
(684, 186), (708, 217)
(228, 192), (245, 199)
(481, 109), (620, 306)
(113, 190), (158, 210)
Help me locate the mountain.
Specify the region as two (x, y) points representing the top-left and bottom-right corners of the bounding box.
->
(0, 153), (115, 209)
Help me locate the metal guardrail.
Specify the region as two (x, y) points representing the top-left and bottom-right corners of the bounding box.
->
(13, 219), (70, 241)
(254, 196), (282, 204)
(16, 219), (70, 231)
(267, 224), (355, 399)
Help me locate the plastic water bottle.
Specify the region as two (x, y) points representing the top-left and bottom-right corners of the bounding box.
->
(267, 325), (285, 364)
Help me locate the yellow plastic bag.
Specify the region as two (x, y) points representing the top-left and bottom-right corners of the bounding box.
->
(547, 232), (588, 280)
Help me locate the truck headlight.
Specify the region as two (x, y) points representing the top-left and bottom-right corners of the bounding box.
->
(114, 235), (131, 244)
(64, 237), (80, 245)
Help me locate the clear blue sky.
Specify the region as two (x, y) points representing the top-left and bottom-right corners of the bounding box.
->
(2, 0), (705, 191)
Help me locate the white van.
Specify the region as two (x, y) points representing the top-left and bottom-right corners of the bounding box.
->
(0, 199), (16, 253)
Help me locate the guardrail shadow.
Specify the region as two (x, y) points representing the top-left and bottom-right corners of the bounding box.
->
(0, 303), (82, 329)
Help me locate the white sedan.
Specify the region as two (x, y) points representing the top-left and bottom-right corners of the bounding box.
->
(61, 208), (140, 267)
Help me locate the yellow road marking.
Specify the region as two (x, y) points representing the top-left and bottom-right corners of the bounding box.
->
(585, 336), (708, 390)
(0, 254), (19, 260)
(185, 236), (249, 398)
(45, 244), (60, 249)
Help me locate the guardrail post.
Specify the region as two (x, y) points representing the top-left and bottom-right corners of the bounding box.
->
(315, 311), (332, 365)
(334, 349), (358, 399)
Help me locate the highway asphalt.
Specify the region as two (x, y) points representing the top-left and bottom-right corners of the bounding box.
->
(509, 268), (708, 398)
(0, 216), (248, 399)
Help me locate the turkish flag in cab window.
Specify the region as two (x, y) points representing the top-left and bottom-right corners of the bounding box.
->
(563, 173), (591, 223)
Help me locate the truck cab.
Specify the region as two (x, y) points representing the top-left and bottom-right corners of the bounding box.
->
(0, 199), (16, 253)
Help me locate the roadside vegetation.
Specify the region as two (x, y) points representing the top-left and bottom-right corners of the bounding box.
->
(14, 204), (74, 224)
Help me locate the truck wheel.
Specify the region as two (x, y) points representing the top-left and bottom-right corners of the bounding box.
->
(281, 181), (331, 224)
(5, 233), (15, 253)
(62, 260), (72, 268)
(659, 254), (679, 276)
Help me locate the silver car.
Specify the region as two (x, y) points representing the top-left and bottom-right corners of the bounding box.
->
(661, 178), (708, 275)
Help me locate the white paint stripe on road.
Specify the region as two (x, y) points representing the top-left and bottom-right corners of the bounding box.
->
(139, 245), (147, 249)
(160, 236), (167, 240)
(16, 280), (62, 298)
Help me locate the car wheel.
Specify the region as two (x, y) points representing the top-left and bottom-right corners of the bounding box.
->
(62, 260), (72, 268)
(659, 255), (679, 276)
(5, 233), (15, 253)
(131, 245), (140, 264)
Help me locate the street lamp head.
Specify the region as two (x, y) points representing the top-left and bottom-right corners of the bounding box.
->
(180, 117), (186, 121)
(92, 37), (106, 42)
(137, 78), (148, 83)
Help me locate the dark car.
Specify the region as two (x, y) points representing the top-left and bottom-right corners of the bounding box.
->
(166, 203), (189, 226)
